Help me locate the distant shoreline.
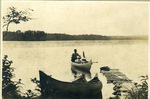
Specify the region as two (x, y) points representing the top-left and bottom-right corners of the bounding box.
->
(3, 30), (148, 41)
(3, 39), (148, 42)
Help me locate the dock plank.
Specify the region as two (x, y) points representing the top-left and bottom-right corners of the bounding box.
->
(100, 68), (132, 83)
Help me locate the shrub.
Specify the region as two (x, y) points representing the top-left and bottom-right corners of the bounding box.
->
(125, 75), (148, 99)
(2, 55), (23, 98)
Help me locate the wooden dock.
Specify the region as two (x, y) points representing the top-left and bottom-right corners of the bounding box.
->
(100, 69), (132, 84)
(100, 67), (134, 98)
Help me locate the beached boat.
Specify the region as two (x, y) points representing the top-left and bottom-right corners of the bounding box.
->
(39, 71), (102, 97)
(71, 60), (92, 71)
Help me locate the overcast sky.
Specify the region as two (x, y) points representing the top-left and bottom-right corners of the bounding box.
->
(2, 2), (148, 36)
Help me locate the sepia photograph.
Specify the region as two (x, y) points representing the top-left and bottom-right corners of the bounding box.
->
(1, 1), (148, 99)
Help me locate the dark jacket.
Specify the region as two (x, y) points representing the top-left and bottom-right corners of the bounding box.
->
(71, 53), (80, 62)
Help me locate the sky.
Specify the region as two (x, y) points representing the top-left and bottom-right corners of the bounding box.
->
(2, 2), (149, 36)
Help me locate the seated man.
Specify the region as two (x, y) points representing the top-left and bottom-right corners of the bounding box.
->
(71, 49), (81, 62)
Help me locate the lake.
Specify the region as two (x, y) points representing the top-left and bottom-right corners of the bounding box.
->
(3, 40), (148, 99)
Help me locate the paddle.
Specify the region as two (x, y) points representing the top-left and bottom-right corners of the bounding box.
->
(92, 62), (98, 63)
(83, 51), (85, 58)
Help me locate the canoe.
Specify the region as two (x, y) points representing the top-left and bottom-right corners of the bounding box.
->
(39, 71), (102, 98)
(71, 60), (92, 71)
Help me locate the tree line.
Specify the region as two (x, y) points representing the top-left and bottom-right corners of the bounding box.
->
(3, 30), (148, 41)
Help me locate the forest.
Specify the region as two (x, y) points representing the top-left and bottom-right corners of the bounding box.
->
(3, 30), (148, 41)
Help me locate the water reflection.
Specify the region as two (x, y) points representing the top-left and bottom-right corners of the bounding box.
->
(70, 67), (103, 99)
(71, 66), (91, 80)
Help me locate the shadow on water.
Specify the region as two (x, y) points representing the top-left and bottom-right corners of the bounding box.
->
(71, 66), (92, 80)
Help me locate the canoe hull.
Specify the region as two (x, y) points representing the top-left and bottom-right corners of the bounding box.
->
(71, 61), (92, 71)
(39, 71), (102, 97)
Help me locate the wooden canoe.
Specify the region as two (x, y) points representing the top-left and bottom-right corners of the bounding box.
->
(71, 60), (92, 71)
(39, 71), (102, 97)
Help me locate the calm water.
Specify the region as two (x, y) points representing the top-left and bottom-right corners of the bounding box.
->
(3, 40), (148, 99)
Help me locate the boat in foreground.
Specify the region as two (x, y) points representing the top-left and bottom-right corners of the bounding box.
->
(39, 71), (102, 98)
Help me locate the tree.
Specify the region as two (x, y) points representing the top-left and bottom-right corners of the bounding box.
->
(3, 7), (33, 36)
